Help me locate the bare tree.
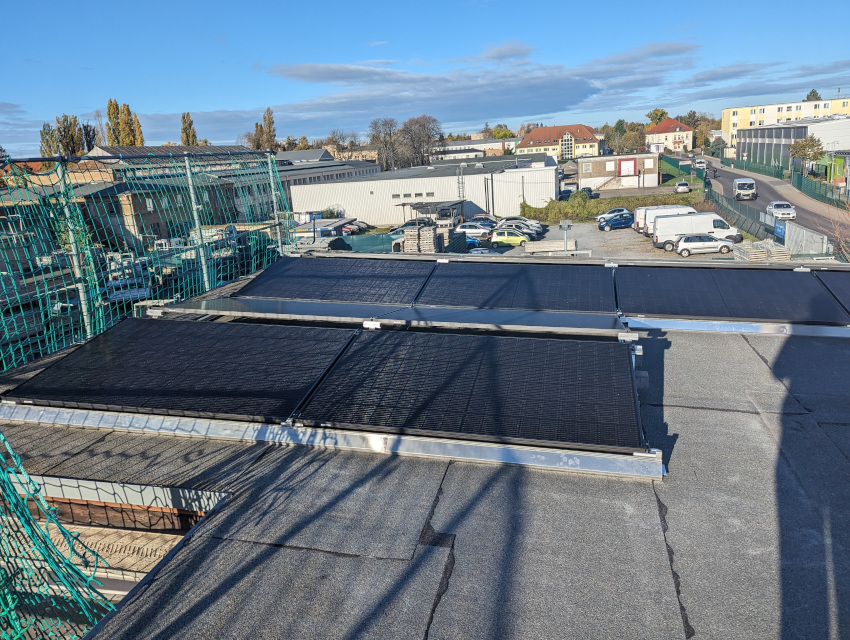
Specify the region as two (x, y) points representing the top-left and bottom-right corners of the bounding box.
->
(368, 117), (399, 170)
(92, 110), (106, 146)
(398, 114), (442, 167)
(327, 128), (362, 160)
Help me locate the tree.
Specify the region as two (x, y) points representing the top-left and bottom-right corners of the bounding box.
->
(82, 123), (97, 152)
(0, 144), (7, 159)
(93, 110), (106, 146)
(645, 109), (668, 126)
(181, 112), (198, 146)
(198, 138), (210, 146)
(481, 122), (493, 138)
(368, 117), (400, 170)
(708, 136), (726, 158)
(118, 104), (135, 145)
(282, 135), (297, 151)
(789, 135), (825, 176)
(613, 119), (626, 137)
(262, 107), (277, 150)
(398, 114), (442, 167)
(106, 99), (120, 145)
(492, 125), (512, 139)
(696, 120), (712, 148)
(327, 128), (361, 160)
(53, 115), (85, 156)
(294, 136), (310, 151)
(804, 89), (822, 102)
(675, 110), (699, 129)
(132, 113), (144, 146)
(622, 129), (645, 152)
(39, 123), (57, 158)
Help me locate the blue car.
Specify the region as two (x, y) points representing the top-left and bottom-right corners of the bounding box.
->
(598, 212), (634, 231)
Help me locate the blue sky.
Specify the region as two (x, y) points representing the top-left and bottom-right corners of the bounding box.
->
(2, 0), (849, 156)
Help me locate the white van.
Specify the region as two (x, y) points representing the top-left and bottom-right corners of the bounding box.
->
(640, 205), (698, 236)
(733, 178), (757, 200)
(653, 212), (742, 250)
(694, 159), (707, 169)
(634, 205), (697, 234)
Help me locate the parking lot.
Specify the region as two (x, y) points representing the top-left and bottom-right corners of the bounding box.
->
(500, 221), (691, 260)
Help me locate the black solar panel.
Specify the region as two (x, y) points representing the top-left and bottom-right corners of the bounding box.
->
(616, 266), (850, 324)
(6, 319), (354, 422)
(298, 331), (644, 452)
(416, 262), (616, 312)
(816, 271), (850, 315)
(235, 257), (435, 304)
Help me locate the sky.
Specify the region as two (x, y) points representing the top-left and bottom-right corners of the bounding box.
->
(2, 0), (850, 156)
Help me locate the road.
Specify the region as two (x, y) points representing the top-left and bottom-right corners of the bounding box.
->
(703, 157), (848, 244)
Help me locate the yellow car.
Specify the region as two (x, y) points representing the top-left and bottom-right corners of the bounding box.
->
(489, 228), (528, 248)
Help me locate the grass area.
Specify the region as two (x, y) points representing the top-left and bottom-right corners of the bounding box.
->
(519, 190), (707, 224)
(660, 173), (702, 187)
(363, 226), (393, 235)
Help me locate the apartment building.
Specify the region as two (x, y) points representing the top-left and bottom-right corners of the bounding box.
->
(721, 97), (850, 149)
(645, 117), (694, 153)
(516, 125), (601, 160)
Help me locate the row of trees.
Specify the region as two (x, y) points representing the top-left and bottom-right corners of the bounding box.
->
(106, 99), (144, 146)
(367, 115), (442, 170)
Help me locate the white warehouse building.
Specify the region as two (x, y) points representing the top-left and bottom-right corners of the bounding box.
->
(290, 159), (558, 227)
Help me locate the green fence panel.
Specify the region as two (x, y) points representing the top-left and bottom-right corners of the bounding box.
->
(791, 171), (848, 209)
(327, 233), (403, 253)
(722, 157), (784, 179)
(660, 158), (688, 178)
(0, 152), (293, 372)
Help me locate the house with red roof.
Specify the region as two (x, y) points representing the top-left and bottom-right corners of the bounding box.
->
(516, 124), (601, 160)
(645, 117), (694, 153)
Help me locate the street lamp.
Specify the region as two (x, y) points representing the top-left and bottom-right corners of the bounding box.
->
(559, 219), (573, 255)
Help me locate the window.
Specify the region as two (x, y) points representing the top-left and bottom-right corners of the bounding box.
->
(786, 106), (792, 111)
(750, 121), (755, 127)
(426, 192), (434, 197)
(176, 195), (183, 205)
(759, 120), (764, 126)
(814, 103), (819, 109)
(750, 109), (755, 114)
(582, 163), (591, 173)
(844, 101), (849, 107)
(759, 108), (765, 114)
(823, 103), (829, 108)
(732, 110), (738, 116)
(145, 198), (154, 210)
(415, 193), (422, 197)
(795, 105), (802, 111)
(392, 194), (400, 199)
(778, 107), (783, 112)
(202, 192), (209, 203)
(403, 193), (411, 198)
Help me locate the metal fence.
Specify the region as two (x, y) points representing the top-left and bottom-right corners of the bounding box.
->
(791, 171), (848, 209)
(0, 151), (293, 372)
(721, 157), (784, 179)
(660, 157), (689, 178)
(705, 187), (773, 239)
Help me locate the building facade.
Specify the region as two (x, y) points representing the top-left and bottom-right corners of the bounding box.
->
(733, 115), (850, 170)
(576, 154), (660, 190)
(645, 118), (694, 153)
(516, 125), (600, 160)
(430, 138), (520, 160)
(721, 97), (850, 149)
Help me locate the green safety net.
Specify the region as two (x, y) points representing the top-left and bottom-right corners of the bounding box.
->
(0, 429), (113, 638)
(0, 151), (293, 372)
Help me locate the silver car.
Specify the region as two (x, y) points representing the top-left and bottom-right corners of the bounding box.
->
(595, 207), (632, 223)
(766, 201), (796, 220)
(675, 234), (733, 257)
(455, 222), (493, 238)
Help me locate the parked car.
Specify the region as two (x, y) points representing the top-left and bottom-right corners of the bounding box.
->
(694, 159), (707, 169)
(388, 218), (433, 234)
(498, 216), (543, 233)
(674, 181), (691, 193)
(472, 214), (498, 224)
(595, 207), (632, 223)
(675, 234), (734, 257)
(466, 237), (481, 248)
(489, 229), (529, 248)
(580, 187), (600, 199)
(653, 213), (742, 250)
(558, 191), (570, 201)
(598, 212), (635, 231)
(497, 222), (537, 240)
(766, 201), (796, 220)
(455, 222), (493, 238)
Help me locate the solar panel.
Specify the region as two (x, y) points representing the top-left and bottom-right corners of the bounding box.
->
(815, 271), (850, 315)
(235, 257), (435, 304)
(617, 266), (850, 324)
(416, 262), (616, 312)
(6, 319), (355, 422)
(298, 331), (644, 452)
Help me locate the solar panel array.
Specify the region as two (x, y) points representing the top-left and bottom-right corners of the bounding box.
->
(298, 331), (643, 452)
(416, 262), (616, 311)
(7, 319), (355, 422)
(816, 271), (850, 315)
(236, 257), (434, 304)
(616, 266), (850, 324)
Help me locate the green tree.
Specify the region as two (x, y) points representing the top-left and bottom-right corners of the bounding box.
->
(262, 107), (277, 150)
(0, 144), (7, 159)
(132, 113), (144, 146)
(622, 129), (645, 152)
(708, 136), (726, 158)
(676, 110), (699, 128)
(82, 123), (97, 152)
(53, 115), (85, 156)
(492, 125), (512, 139)
(181, 112), (198, 146)
(613, 119), (626, 137)
(118, 104), (135, 145)
(295, 136), (310, 150)
(198, 138), (210, 145)
(645, 109), (668, 126)
(106, 99), (120, 145)
(481, 122), (493, 138)
(804, 89), (822, 102)
(789, 135), (825, 176)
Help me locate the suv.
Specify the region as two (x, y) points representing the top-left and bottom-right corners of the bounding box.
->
(766, 201), (796, 220)
(598, 212), (635, 231)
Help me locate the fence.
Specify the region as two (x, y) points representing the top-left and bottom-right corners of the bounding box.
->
(791, 171), (848, 209)
(705, 187), (773, 240)
(0, 151), (293, 372)
(721, 157), (784, 179)
(660, 157), (689, 178)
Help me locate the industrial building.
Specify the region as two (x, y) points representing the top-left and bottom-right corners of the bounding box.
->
(733, 115), (850, 172)
(577, 153), (660, 190)
(290, 157), (558, 227)
(430, 137), (521, 160)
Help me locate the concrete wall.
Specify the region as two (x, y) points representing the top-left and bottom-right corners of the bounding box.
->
(290, 167), (558, 227)
(577, 155), (659, 190)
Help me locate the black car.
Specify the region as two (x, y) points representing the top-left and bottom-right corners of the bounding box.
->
(557, 191), (570, 201)
(580, 187), (600, 199)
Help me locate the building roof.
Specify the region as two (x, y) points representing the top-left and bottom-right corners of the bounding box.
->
(646, 117), (693, 135)
(517, 125), (599, 149)
(435, 138), (521, 148)
(275, 149), (334, 163)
